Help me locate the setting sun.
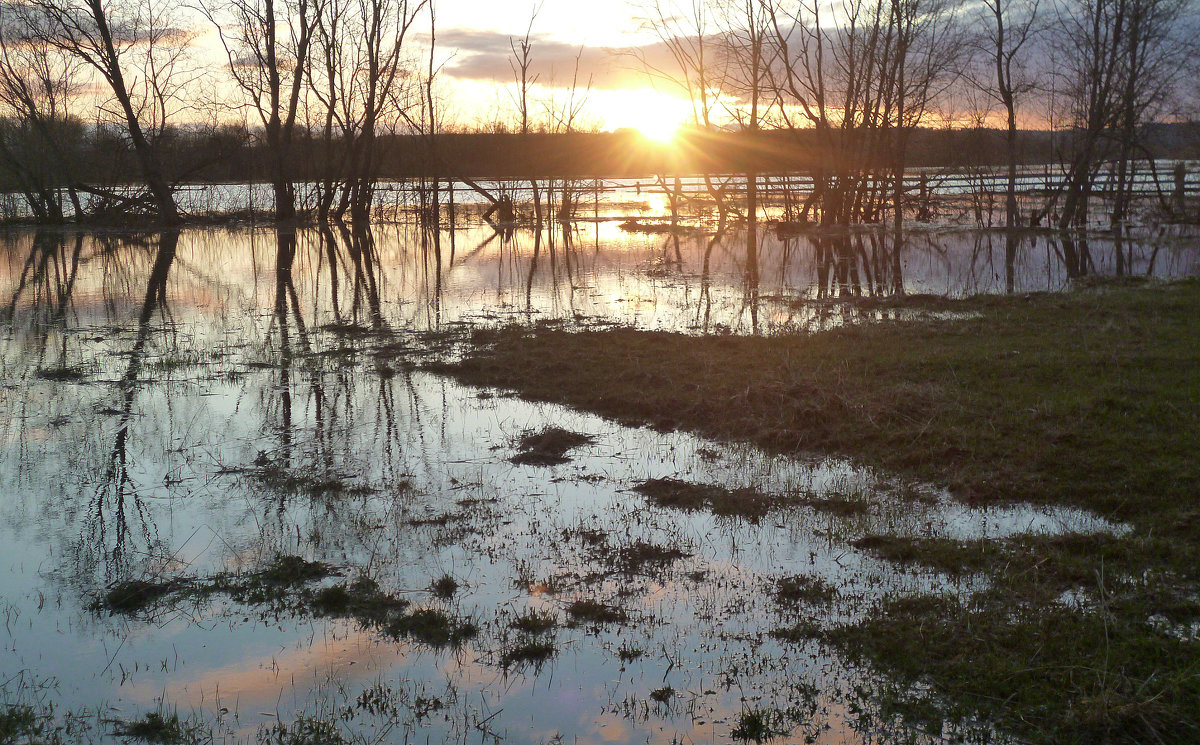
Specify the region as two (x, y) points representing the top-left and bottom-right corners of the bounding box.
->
(634, 117), (682, 142)
(599, 89), (692, 142)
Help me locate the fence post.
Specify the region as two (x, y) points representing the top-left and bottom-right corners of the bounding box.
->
(1174, 162), (1187, 214)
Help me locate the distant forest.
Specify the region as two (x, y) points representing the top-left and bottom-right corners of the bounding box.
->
(8, 122), (1195, 189)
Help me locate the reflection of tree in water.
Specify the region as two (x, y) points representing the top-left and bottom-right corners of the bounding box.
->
(252, 227), (415, 556)
(3, 231), (84, 369)
(80, 232), (178, 582)
(524, 222), (584, 318)
(810, 232), (905, 300)
(314, 222), (387, 331)
(1056, 234), (1093, 280)
(0, 230), (195, 591)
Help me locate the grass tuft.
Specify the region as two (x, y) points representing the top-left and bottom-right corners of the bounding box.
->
(112, 711), (190, 743)
(634, 478), (778, 519)
(509, 427), (593, 466)
(511, 609), (557, 634)
(500, 640), (557, 668)
(429, 573), (459, 599)
(565, 599), (628, 627)
(773, 574), (837, 606)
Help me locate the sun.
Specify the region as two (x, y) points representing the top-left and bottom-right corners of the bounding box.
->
(635, 116), (683, 143)
(602, 89), (692, 143)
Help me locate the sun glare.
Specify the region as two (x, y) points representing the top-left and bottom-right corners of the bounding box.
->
(636, 117), (682, 143)
(603, 90), (691, 144)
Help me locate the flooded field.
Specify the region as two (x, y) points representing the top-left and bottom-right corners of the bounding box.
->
(0, 213), (1193, 744)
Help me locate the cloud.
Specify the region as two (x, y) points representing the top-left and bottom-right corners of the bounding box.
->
(435, 27), (679, 92)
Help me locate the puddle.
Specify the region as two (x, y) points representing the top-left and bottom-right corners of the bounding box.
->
(0, 224), (1156, 744)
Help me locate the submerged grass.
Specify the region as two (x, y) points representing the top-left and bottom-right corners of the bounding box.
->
(0, 705), (40, 743)
(773, 574), (837, 606)
(500, 640), (558, 668)
(433, 279), (1200, 744)
(92, 556), (476, 650)
(852, 535), (1002, 577)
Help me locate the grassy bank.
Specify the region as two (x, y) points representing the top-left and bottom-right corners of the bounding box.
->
(433, 279), (1200, 744)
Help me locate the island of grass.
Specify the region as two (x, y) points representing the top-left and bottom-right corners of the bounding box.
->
(431, 278), (1200, 745)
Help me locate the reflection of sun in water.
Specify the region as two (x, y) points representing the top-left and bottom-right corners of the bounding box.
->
(604, 89), (691, 143)
(645, 192), (670, 214)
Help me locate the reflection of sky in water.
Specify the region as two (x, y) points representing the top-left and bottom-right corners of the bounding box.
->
(0, 222), (1165, 743)
(1, 223), (1196, 343)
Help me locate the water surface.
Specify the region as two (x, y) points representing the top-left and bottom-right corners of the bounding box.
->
(0, 217), (1179, 743)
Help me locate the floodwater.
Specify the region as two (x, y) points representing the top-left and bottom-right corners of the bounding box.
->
(0, 209), (1189, 744)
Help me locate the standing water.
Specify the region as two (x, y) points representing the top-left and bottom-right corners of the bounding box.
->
(0, 214), (1180, 743)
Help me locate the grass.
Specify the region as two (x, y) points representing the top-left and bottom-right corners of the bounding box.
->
(432, 279), (1200, 744)
(500, 640), (558, 668)
(731, 706), (796, 743)
(649, 686), (674, 703)
(564, 599), (628, 627)
(111, 711), (191, 743)
(437, 279), (1200, 519)
(0, 705), (40, 743)
(257, 715), (348, 745)
(34, 366), (87, 382)
(611, 540), (689, 575)
(92, 556), (478, 650)
(387, 608), (478, 648)
(633, 478), (779, 519)
(852, 535), (1002, 577)
(429, 573), (459, 599)
(773, 574), (837, 606)
(96, 579), (182, 613)
(511, 609), (558, 634)
(510, 427), (594, 466)
(234, 454), (379, 498)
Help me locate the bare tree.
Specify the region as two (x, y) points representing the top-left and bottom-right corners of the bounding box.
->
(971, 0), (1042, 230)
(509, 7), (543, 223)
(0, 3), (85, 221)
(307, 0), (425, 221)
(200, 0), (322, 221)
(763, 0), (963, 226)
(1053, 0), (1194, 228)
(25, 0), (190, 223)
(633, 0), (743, 221)
(1109, 0), (1194, 225)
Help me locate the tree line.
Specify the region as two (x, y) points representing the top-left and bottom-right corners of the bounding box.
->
(0, 0), (1196, 227)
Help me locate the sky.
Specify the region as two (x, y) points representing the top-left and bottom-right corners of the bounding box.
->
(419, 0), (697, 133)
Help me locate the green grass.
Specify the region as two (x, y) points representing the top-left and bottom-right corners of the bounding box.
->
(633, 478), (780, 519)
(437, 279), (1200, 521)
(432, 279), (1200, 744)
